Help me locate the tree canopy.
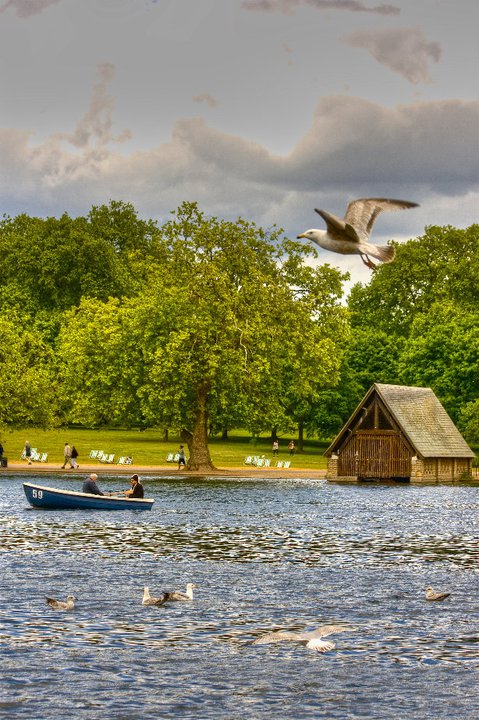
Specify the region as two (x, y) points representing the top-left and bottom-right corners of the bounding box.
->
(2, 200), (478, 456)
(56, 202), (348, 469)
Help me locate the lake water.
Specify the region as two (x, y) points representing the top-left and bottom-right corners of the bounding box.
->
(1, 474), (478, 719)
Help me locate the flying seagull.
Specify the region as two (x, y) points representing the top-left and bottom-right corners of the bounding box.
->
(425, 587), (450, 601)
(46, 594), (76, 610)
(297, 197), (419, 270)
(252, 624), (355, 653)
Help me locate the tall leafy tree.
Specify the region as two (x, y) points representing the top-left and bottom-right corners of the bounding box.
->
(397, 301), (479, 424)
(140, 203), (348, 469)
(348, 224), (479, 336)
(0, 201), (160, 316)
(56, 298), (147, 426)
(0, 311), (56, 427)
(57, 203), (348, 470)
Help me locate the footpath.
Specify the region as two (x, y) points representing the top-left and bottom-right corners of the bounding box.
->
(1, 461), (326, 480)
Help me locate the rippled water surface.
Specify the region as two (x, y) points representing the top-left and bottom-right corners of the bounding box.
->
(1, 474), (478, 719)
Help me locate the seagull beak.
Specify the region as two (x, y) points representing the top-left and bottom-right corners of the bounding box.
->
(297, 233), (306, 239)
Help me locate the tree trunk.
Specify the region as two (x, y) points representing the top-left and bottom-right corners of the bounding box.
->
(162, 428), (169, 442)
(297, 420), (304, 452)
(221, 427), (228, 440)
(271, 427), (278, 441)
(182, 381), (216, 472)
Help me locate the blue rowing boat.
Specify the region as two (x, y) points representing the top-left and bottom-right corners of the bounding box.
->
(23, 482), (154, 511)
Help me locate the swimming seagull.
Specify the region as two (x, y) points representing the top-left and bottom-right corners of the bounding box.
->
(46, 595), (76, 610)
(297, 198), (419, 270)
(142, 583), (196, 606)
(425, 587), (450, 601)
(162, 583), (196, 602)
(252, 624), (355, 653)
(142, 587), (167, 606)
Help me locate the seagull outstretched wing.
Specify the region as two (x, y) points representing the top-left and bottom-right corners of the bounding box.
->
(344, 198), (419, 241)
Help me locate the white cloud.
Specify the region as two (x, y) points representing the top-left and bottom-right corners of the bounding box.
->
(0, 0), (61, 18)
(55, 63), (132, 150)
(192, 93), (218, 108)
(343, 26), (441, 84)
(241, 0), (400, 16)
(1, 93), (478, 246)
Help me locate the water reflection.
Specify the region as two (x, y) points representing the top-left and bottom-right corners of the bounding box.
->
(4, 516), (479, 568)
(1, 475), (478, 719)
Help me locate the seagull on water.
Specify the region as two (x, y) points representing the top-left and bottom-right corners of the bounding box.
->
(46, 595), (76, 610)
(297, 197), (419, 270)
(252, 624), (355, 653)
(162, 583), (196, 602)
(142, 587), (167, 606)
(425, 587), (450, 601)
(142, 583), (195, 607)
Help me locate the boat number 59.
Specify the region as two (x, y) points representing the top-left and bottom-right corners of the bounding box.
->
(32, 489), (43, 499)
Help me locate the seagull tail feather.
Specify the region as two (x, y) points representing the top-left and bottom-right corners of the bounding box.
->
(371, 245), (395, 264)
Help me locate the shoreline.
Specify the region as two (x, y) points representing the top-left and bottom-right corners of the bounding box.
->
(1, 461), (327, 480)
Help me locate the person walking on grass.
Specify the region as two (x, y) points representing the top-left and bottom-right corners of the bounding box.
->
(177, 445), (187, 470)
(61, 442), (74, 469)
(24, 440), (32, 465)
(71, 446), (79, 469)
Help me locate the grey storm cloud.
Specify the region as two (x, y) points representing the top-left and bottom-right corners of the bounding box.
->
(1, 95), (479, 225)
(241, 0), (400, 16)
(343, 26), (442, 84)
(0, 0), (61, 17)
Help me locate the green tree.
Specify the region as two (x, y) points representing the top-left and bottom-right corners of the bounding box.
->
(57, 203), (348, 470)
(348, 224), (479, 336)
(397, 301), (479, 423)
(0, 311), (56, 427)
(140, 204), (348, 469)
(0, 201), (160, 316)
(278, 263), (350, 449)
(56, 297), (147, 426)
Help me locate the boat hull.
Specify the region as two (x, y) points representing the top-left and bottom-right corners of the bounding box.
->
(23, 482), (154, 511)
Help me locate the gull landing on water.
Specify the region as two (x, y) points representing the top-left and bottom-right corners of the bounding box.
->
(252, 624), (355, 653)
(46, 595), (76, 610)
(297, 198), (419, 270)
(425, 587), (450, 602)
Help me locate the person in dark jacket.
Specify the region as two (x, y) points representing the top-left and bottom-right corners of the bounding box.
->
(82, 473), (103, 495)
(71, 446), (79, 469)
(124, 474), (144, 498)
(24, 440), (32, 465)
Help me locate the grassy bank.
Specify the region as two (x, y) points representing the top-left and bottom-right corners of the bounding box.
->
(0, 428), (330, 469)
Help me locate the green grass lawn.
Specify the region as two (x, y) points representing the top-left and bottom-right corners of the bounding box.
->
(0, 428), (330, 469)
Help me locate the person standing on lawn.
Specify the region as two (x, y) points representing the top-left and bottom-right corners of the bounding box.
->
(61, 442), (74, 469)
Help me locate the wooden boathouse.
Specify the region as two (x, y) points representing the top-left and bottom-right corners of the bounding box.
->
(325, 383), (475, 483)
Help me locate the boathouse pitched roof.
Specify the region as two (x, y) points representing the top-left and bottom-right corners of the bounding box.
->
(327, 383), (474, 459)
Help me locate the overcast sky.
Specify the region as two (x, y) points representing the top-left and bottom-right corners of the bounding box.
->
(1, 0), (478, 285)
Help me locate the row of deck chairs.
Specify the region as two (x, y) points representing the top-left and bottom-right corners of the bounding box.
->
(244, 455), (291, 469)
(20, 448), (48, 462)
(89, 450), (132, 465)
(166, 453), (181, 462)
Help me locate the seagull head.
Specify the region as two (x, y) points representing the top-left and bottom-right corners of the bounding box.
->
(297, 229), (316, 240)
